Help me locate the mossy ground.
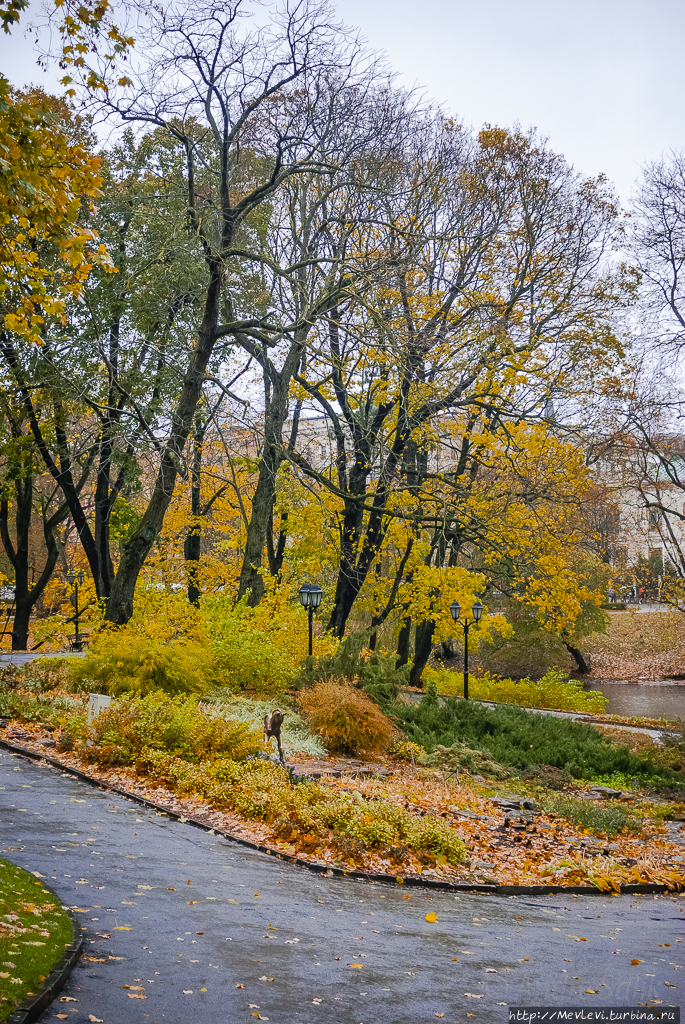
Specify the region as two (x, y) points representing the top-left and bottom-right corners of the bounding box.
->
(0, 860), (73, 1022)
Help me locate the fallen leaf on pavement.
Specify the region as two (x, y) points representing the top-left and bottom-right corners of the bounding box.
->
(60, 998), (78, 1003)
(128, 994), (147, 999)
(348, 964), (363, 969)
(88, 1016), (103, 1022)
(436, 1014), (444, 1018)
(665, 983), (676, 988)
(485, 968), (497, 973)
(452, 958), (458, 962)
(464, 993), (483, 998)
(56, 1016), (68, 1021)
(113, 926), (131, 931)
(258, 976), (275, 981)
(425, 912), (438, 923)
(236, 984), (244, 989)
(251, 1014), (268, 1020)
(585, 990), (599, 994)
(631, 959), (644, 965)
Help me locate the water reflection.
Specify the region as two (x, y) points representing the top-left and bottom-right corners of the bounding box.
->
(584, 679), (684, 720)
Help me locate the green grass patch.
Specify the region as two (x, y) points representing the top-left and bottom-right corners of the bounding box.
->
(0, 860), (73, 1022)
(540, 792), (640, 836)
(388, 687), (680, 782)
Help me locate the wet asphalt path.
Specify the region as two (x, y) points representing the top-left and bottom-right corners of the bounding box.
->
(0, 749), (683, 1024)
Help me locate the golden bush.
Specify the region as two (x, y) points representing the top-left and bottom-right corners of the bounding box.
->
(298, 678), (396, 756)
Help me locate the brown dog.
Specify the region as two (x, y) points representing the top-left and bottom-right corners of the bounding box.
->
(264, 709), (286, 763)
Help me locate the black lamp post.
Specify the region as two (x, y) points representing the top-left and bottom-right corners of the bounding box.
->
(449, 598), (483, 700)
(298, 582), (323, 657)
(66, 570), (85, 650)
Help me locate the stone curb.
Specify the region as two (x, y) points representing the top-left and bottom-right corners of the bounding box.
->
(5, 876), (84, 1024)
(0, 737), (682, 899)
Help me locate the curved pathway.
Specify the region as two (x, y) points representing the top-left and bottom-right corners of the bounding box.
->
(0, 749), (682, 1023)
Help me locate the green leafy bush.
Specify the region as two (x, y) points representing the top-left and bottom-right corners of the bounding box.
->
(294, 630), (410, 701)
(204, 598), (299, 693)
(80, 692), (261, 767)
(298, 678), (396, 756)
(390, 739), (426, 762)
(387, 686), (677, 781)
(70, 633), (221, 697)
(132, 750), (466, 866)
(426, 668), (608, 714)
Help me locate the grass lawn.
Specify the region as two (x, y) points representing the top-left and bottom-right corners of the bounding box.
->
(0, 860), (73, 1022)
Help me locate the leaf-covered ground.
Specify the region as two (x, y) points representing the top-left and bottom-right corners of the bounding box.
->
(0, 859), (73, 1021)
(4, 722), (684, 894)
(582, 611), (685, 681)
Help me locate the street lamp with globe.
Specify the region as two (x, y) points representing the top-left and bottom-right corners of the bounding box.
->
(298, 582), (323, 657)
(449, 598), (483, 700)
(66, 570), (85, 650)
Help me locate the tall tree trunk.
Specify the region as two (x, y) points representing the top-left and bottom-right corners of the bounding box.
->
(396, 615), (412, 668)
(237, 337), (306, 606)
(409, 619), (435, 687)
(565, 642), (590, 674)
(105, 260), (225, 625)
(184, 415), (205, 606)
(0, 475), (61, 650)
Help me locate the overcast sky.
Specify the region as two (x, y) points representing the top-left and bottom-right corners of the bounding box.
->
(2, 0), (683, 201)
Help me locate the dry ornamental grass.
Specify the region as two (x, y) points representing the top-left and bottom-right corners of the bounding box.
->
(297, 678), (397, 756)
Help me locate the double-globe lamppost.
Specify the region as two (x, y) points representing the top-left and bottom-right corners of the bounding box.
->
(66, 570), (85, 650)
(449, 598), (483, 700)
(298, 582), (323, 657)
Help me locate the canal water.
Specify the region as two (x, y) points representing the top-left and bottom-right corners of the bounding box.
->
(583, 678), (684, 720)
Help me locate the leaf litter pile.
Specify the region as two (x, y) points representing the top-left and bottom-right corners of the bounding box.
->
(4, 718), (684, 892)
(0, 858), (72, 1021)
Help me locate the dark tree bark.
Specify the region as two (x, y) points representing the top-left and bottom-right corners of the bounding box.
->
(409, 618), (435, 687)
(184, 415), (206, 607)
(0, 473), (64, 651)
(396, 615), (412, 668)
(565, 642), (590, 674)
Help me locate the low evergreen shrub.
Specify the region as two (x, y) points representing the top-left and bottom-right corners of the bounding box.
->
(298, 678), (397, 756)
(386, 686), (679, 782)
(390, 739), (426, 762)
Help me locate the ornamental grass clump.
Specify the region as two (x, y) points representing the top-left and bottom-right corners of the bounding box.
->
(80, 691), (261, 767)
(298, 678), (397, 756)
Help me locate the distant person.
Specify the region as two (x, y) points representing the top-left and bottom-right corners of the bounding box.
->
(638, 586), (645, 604)
(629, 586), (636, 603)
(608, 588), (614, 603)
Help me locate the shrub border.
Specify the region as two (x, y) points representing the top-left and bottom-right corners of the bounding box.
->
(0, 736), (681, 898)
(4, 875), (84, 1024)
